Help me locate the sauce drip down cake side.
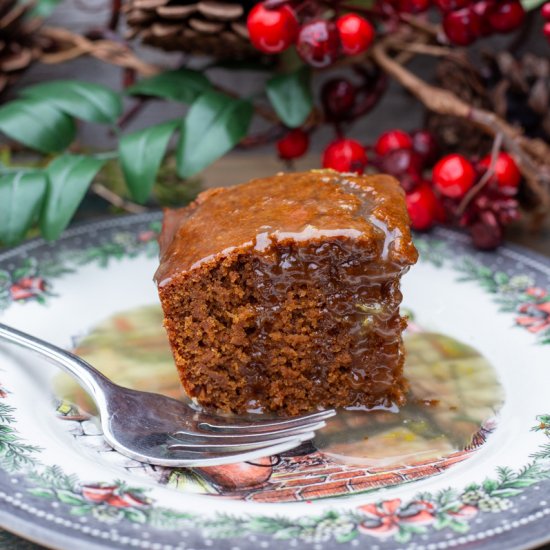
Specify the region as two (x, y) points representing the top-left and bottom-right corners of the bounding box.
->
(155, 170), (418, 415)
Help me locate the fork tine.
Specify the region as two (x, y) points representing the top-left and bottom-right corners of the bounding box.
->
(172, 421), (326, 443)
(167, 432), (315, 453)
(199, 409), (336, 433)
(163, 436), (312, 467)
(172, 420), (327, 440)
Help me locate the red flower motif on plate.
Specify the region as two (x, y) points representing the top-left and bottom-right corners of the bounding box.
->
(357, 498), (436, 538)
(514, 286), (550, 334)
(9, 276), (47, 301)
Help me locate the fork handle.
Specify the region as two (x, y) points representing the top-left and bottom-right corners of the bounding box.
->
(0, 322), (113, 403)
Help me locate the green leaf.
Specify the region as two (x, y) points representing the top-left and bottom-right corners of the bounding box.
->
(177, 91), (253, 178)
(27, 488), (55, 499)
(335, 530), (358, 543)
(56, 490), (87, 505)
(494, 272), (509, 286)
(69, 505), (94, 516)
(29, 0), (63, 17)
(0, 171), (47, 246)
(482, 479), (498, 493)
(124, 508), (148, 523)
(22, 80), (123, 124)
(0, 99), (75, 153)
(119, 120), (178, 204)
(448, 519), (470, 534)
(41, 155), (105, 240)
(266, 66), (313, 128)
(394, 527), (412, 544)
(521, 0), (546, 10)
(127, 69), (211, 103)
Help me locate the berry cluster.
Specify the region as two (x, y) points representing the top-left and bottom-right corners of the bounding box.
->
(247, 0), (528, 66)
(319, 127), (521, 250)
(247, 3), (374, 68)
(437, 0), (525, 46)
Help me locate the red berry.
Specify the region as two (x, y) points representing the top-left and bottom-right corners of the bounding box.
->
(378, 148), (423, 192)
(488, 0), (525, 33)
(374, 130), (413, 156)
(247, 3), (299, 54)
(396, 0), (431, 13)
(443, 7), (482, 46)
(542, 2), (550, 19)
(410, 130), (439, 166)
(322, 139), (368, 174)
(432, 154), (476, 198)
(277, 129), (309, 160)
(336, 14), (375, 56)
(406, 183), (441, 231)
(297, 19), (340, 68)
(478, 152), (521, 190)
(472, 0), (497, 36)
(470, 210), (503, 250)
(321, 78), (357, 120)
(433, 0), (470, 12)
(544, 21), (550, 42)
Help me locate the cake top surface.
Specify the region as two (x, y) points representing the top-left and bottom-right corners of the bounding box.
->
(155, 170), (418, 286)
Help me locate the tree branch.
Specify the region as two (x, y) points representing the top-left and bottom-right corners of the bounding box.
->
(371, 38), (550, 211)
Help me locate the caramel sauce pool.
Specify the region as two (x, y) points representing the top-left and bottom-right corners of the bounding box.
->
(315, 331), (504, 467)
(56, 306), (503, 468)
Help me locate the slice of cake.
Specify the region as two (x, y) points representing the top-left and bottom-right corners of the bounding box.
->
(155, 170), (418, 415)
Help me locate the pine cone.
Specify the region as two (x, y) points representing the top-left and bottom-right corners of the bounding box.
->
(123, 0), (258, 59)
(0, 0), (43, 94)
(427, 52), (550, 158)
(425, 57), (493, 158)
(484, 51), (550, 142)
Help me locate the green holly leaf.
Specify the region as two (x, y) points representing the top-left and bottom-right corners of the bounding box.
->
(119, 120), (178, 204)
(41, 154), (106, 240)
(0, 171), (47, 246)
(0, 99), (75, 153)
(177, 91), (253, 178)
(22, 80), (123, 124)
(127, 69), (212, 103)
(266, 66), (313, 128)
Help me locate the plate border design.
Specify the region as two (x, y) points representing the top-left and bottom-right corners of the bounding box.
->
(0, 214), (549, 550)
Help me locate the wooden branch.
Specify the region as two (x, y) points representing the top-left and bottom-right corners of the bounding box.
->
(456, 133), (503, 218)
(371, 39), (550, 210)
(90, 182), (147, 214)
(39, 27), (160, 76)
(38, 27), (282, 125)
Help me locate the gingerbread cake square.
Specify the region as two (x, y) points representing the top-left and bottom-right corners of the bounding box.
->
(155, 170), (418, 415)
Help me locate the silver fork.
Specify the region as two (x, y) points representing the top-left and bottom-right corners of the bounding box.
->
(0, 322), (335, 467)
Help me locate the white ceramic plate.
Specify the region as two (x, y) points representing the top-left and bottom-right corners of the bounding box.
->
(0, 213), (549, 550)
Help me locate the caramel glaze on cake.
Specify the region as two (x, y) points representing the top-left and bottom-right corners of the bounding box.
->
(155, 170), (418, 415)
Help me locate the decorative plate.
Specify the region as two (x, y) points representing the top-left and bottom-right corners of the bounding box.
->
(0, 213), (549, 550)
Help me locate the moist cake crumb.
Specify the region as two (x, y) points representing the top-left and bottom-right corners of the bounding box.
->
(155, 170), (418, 415)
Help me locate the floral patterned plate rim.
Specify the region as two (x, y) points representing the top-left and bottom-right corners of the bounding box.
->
(0, 212), (549, 550)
